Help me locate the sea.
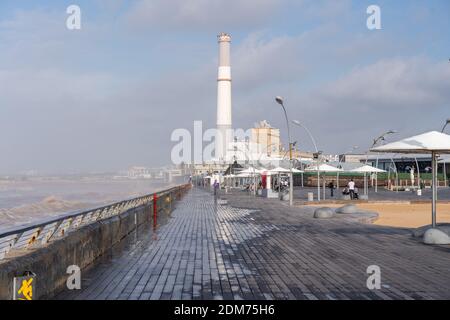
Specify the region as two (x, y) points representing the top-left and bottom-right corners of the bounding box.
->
(0, 177), (171, 232)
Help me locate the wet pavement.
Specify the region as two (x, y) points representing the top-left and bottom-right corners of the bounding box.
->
(57, 188), (450, 300)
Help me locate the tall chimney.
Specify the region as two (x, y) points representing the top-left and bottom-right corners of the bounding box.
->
(216, 32), (232, 161)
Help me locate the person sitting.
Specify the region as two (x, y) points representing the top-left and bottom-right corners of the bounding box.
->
(342, 187), (350, 195)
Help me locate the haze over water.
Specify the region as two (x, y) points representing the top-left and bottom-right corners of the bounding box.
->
(0, 178), (171, 232)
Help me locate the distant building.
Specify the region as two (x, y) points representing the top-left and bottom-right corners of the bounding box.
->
(224, 120), (282, 163)
(190, 162), (229, 176)
(127, 166), (151, 179)
(366, 154), (433, 173)
(339, 154), (367, 163)
(250, 120), (281, 158)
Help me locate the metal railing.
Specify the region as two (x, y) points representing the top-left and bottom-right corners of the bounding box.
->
(0, 184), (190, 261)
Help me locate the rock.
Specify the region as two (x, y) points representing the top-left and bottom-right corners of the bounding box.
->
(423, 228), (450, 245)
(314, 207), (334, 219)
(413, 224), (450, 238)
(336, 204), (358, 214)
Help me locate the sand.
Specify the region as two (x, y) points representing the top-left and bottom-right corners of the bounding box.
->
(358, 203), (450, 228)
(307, 202), (450, 228)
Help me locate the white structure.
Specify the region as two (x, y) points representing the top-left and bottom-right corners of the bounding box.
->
(371, 131), (450, 244)
(216, 32), (233, 161)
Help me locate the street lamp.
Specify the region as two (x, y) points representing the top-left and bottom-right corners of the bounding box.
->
(292, 120), (320, 201)
(368, 130), (398, 192)
(442, 119), (450, 133)
(275, 96), (294, 206)
(371, 130), (397, 149)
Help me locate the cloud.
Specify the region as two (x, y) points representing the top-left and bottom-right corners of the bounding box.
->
(232, 32), (307, 91)
(1, 1), (449, 173)
(281, 58), (450, 152)
(316, 58), (450, 110)
(125, 0), (283, 31)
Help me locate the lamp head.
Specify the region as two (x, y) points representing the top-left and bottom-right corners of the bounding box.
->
(275, 96), (284, 106)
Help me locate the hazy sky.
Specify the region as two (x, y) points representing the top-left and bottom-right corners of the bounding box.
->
(0, 0), (449, 174)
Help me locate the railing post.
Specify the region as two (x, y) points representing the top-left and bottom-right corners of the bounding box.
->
(153, 193), (158, 229)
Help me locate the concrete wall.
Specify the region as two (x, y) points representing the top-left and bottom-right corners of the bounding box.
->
(0, 185), (189, 300)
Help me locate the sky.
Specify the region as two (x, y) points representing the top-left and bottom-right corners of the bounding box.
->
(0, 0), (449, 174)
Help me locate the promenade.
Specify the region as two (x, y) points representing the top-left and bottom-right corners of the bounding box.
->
(56, 187), (450, 300)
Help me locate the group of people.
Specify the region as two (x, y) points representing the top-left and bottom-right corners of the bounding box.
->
(274, 178), (289, 192)
(327, 179), (359, 199)
(214, 178), (359, 200)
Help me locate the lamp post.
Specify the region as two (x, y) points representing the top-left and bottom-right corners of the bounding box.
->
(292, 120), (320, 201)
(441, 119), (450, 133)
(367, 130), (397, 192)
(441, 119), (450, 187)
(275, 96), (293, 206)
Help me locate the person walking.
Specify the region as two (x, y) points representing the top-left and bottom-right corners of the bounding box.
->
(348, 179), (355, 200)
(328, 180), (335, 197)
(213, 179), (220, 197)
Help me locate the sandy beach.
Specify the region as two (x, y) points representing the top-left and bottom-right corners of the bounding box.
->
(358, 203), (450, 228)
(307, 202), (450, 228)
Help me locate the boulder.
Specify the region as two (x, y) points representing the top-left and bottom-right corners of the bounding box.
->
(423, 228), (450, 245)
(413, 223), (450, 238)
(314, 207), (334, 219)
(336, 204), (358, 214)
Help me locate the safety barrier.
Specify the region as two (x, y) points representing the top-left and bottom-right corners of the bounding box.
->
(0, 184), (191, 299)
(0, 184), (190, 261)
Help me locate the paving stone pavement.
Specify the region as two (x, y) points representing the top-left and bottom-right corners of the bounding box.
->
(56, 187), (450, 300)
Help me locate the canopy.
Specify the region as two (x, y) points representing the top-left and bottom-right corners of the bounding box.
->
(236, 172), (251, 177)
(370, 131), (450, 154)
(240, 167), (261, 174)
(269, 167), (290, 173)
(291, 168), (304, 173)
(350, 165), (386, 196)
(370, 131), (450, 230)
(350, 165), (386, 173)
(305, 164), (343, 172)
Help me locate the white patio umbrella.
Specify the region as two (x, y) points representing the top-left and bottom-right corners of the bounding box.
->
(269, 167), (291, 173)
(269, 167), (289, 197)
(305, 164), (343, 200)
(305, 164), (343, 172)
(240, 167), (260, 174)
(350, 165), (386, 196)
(236, 172), (250, 177)
(371, 131), (450, 232)
(239, 167), (261, 195)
